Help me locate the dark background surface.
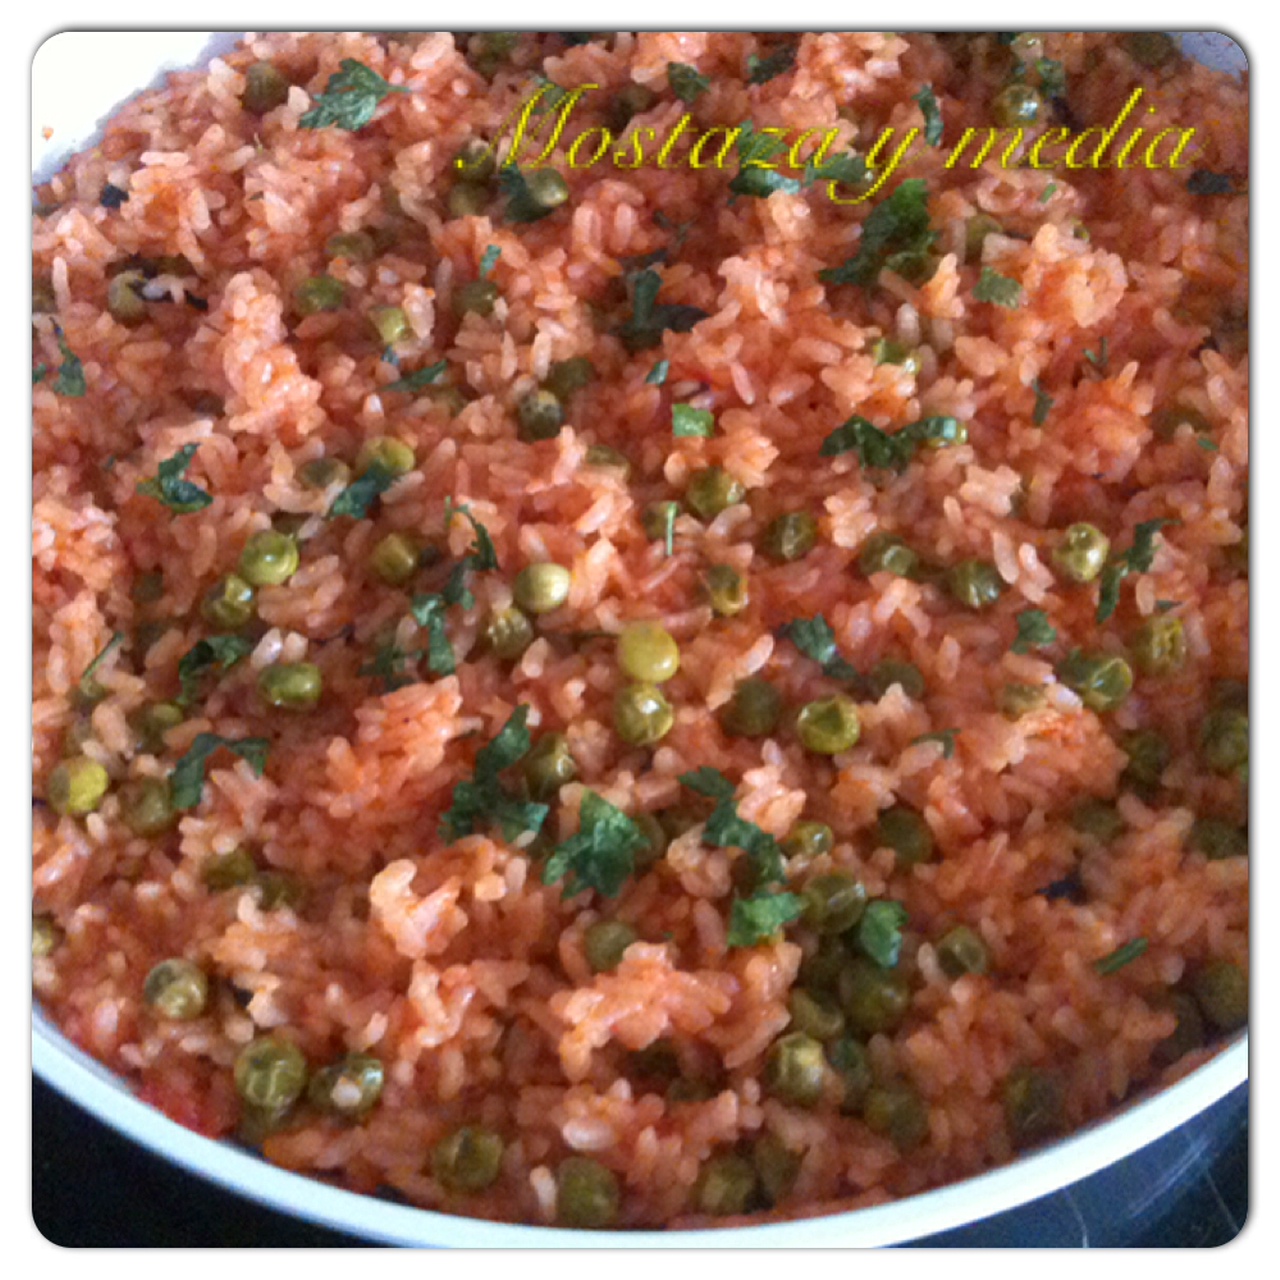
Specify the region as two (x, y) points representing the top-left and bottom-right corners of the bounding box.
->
(31, 1075), (1247, 1247)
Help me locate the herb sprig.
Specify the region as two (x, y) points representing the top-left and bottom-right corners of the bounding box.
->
(440, 705), (549, 842)
(299, 59), (408, 131)
(544, 791), (646, 898)
(617, 268), (708, 351)
(170, 733), (269, 810)
(820, 414), (965, 473)
(820, 179), (936, 289)
(779, 615), (859, 682)
(136, 445), (213, 514)
(1096, 520), (1175, 623)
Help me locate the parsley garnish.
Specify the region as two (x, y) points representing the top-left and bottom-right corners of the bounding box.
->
(170, 733), (269, 810)
(77, 633), (125, 703)
(681, 767), (785, 885)
(913, 84), (943, 146)
(328, 462), (397, 519)
(616, 267), (709, 351)
(779, 615), (859, 682)
(668, 62), (710, 103)
(746, 43), (798, 85)
(176, 635), (253, 706)
(1096, 520), (1174, 623)
(729, 123), (801, 200)
(1032, 380), (1054, 426)
(856, 899), (909, 968)
(100, 182), (129, 209)
(1083, 337), (1110, 376)
(820, 179), (936, 290)
(136, 444), (213, 514)
(1093, 937), (1148, 975)
(299, 59), (408, 131)
(802, 150), (868, 190)
(479, 245), (501, 278)
(383, 360), (449, 395)
(973, 267), (1023, 308)
(1012, 609), (1057, 654)
(819, 413), (965, 472)
(726, 891), (804, 948)
(646, 359), (670, 385)
(672, 403), (715, 438)
(440, 705), (549, 842)
(44, 330), (86, 398)
(1186, 170), (1235, 196)
(543, 791), (646, 898)
(912, 730), (957, 759)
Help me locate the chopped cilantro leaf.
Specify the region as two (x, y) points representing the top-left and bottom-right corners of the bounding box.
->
(499, 164), (562, 223)
(1187, 170), (1235, 196)
(543, 791), (646, 897)
(176, 635), (253, 706)
(672, 403), (715, 438)
(646, 359), (670, 385)
(1094, 937), (1148, 975)
(1196, 437), (1220, 452)
(803, 149), (868, 190)
(746, 44), (797, 85)
(973, 266), (1024, 307)
(820, 179), (936, 290)
(819, 413), (965, 472)
(33, 364), (48, 386)
(779, 615), (859, 682)
(136, 444), (213, 514)
(913, 84), (944, 146)
(51, 333), (86, 397)
(170, 733), (269, 810)
(1032, 380), (1054, 426)
(616, 267), (708, 351)
(667, 62), (710, 103)
(299, 59), (408, 132)
(679, 765), (737, 802)
(728, 121), (801, 199)
(1012, 609), (1057, 654)
(1083, 337), (1110, 375)
(680, 768), (785, 885)
(478, 245), (501, 278)
(1095, 520), (1174, 623)
(359, 640), (419, 692)
(384, 360), (449, 394)
(856, 899), (909, 967)
(77, 633), (125, 702)
(1039, 182), (1058, 204)
(727, 891), (804, 948)
(440, 706), (548, 842)
(100, 183), (129, 209)
(328, 461), (396, 519)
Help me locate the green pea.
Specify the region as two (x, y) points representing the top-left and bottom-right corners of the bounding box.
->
(782, 821), (835, 861)
(254, 870), (306, 912)
(1003, 1065), (1064, 1150)
(513, 563), (572, 614)
(1122, 729), (1171, 791)
(617, 622), (680, 683)
(325, 231), (377, 262)
(48, 757), (110, 817)
(522, 732), (578, 800)
(871, 337), (923, 372)
(368, 305), (410, 347)
(948, 559), (1003, 611)
(293, 275), (345, 317)
(992, 82), (1045, 128)
(356, 436), (415, 477)
(307, 1053), (385, 1119)
(839, 959), (911, 1035)
(298, 457), (351, 490)
(964, 213), (1003, 264)
(545, 356), (596, 400)
(1126, 32), (1177, 68)
(1053, 523), (1111, 584)
(876, 805), (934, 867)
(863, 1083), (929, 1151)
(448, 183), (490, 219)
(1189, 817), (1247, 861)
(107, 271), (148, 326)
(584, 445), (630, 477)
(236, 1036), (309, 1114)
(454, 279), (500, 318)
(629, 813), (668, 874)
(1212, 678), (1248, 711)
(1132, 616), (1187, 677)
(202, 846), (259, 891)
(516, 389), (565, 442)
(483, 606), (534, 660)
(1072, 798), (1125, 843)
(613, 682), (674, 746)
(584, 920), (638, 973)
(763, 1032), (827, 1107)
(556, 1157), (619, 1228)
(1151, 991), (1205, 1068)
(453, 138), (497, 184)
(796, 696), (861, 755)
(1057, 651), (1133, 712)
(202, 574), (256, 630)
(526, 169), (570, 213)
(753, 1134), (801, 1207)
(999, 682), (1046, 720)
(695, 1154), (758, 1216)
(685, 467), (744, 520)
(33, 914), (62, 958)
(828, 1034), (873, 1113)
(762, 512), (819, 562)
(119, 777), (178, 837)
(799, 936), (848, 993)
(704, 564), (748, 617)
(935, 925), (989, 978)
(242, 61), (290, 115)
(1190, 961), (1247, 1032)
(258, 662), (323, 711)
(239, 530), (300, 588)
(802, 872), (867, 935)
(143, 958), (209, 1020)
(719, 678), (782, 739)
(858, 532), (919, 579)
(369, 532), (419, 585)
(867, 660), (925, 701)
(608, 82), (657, 130)
(1200, 708), (1248, 773)
(129, 702), (183, 754)
(788, 988), (847, 1041)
